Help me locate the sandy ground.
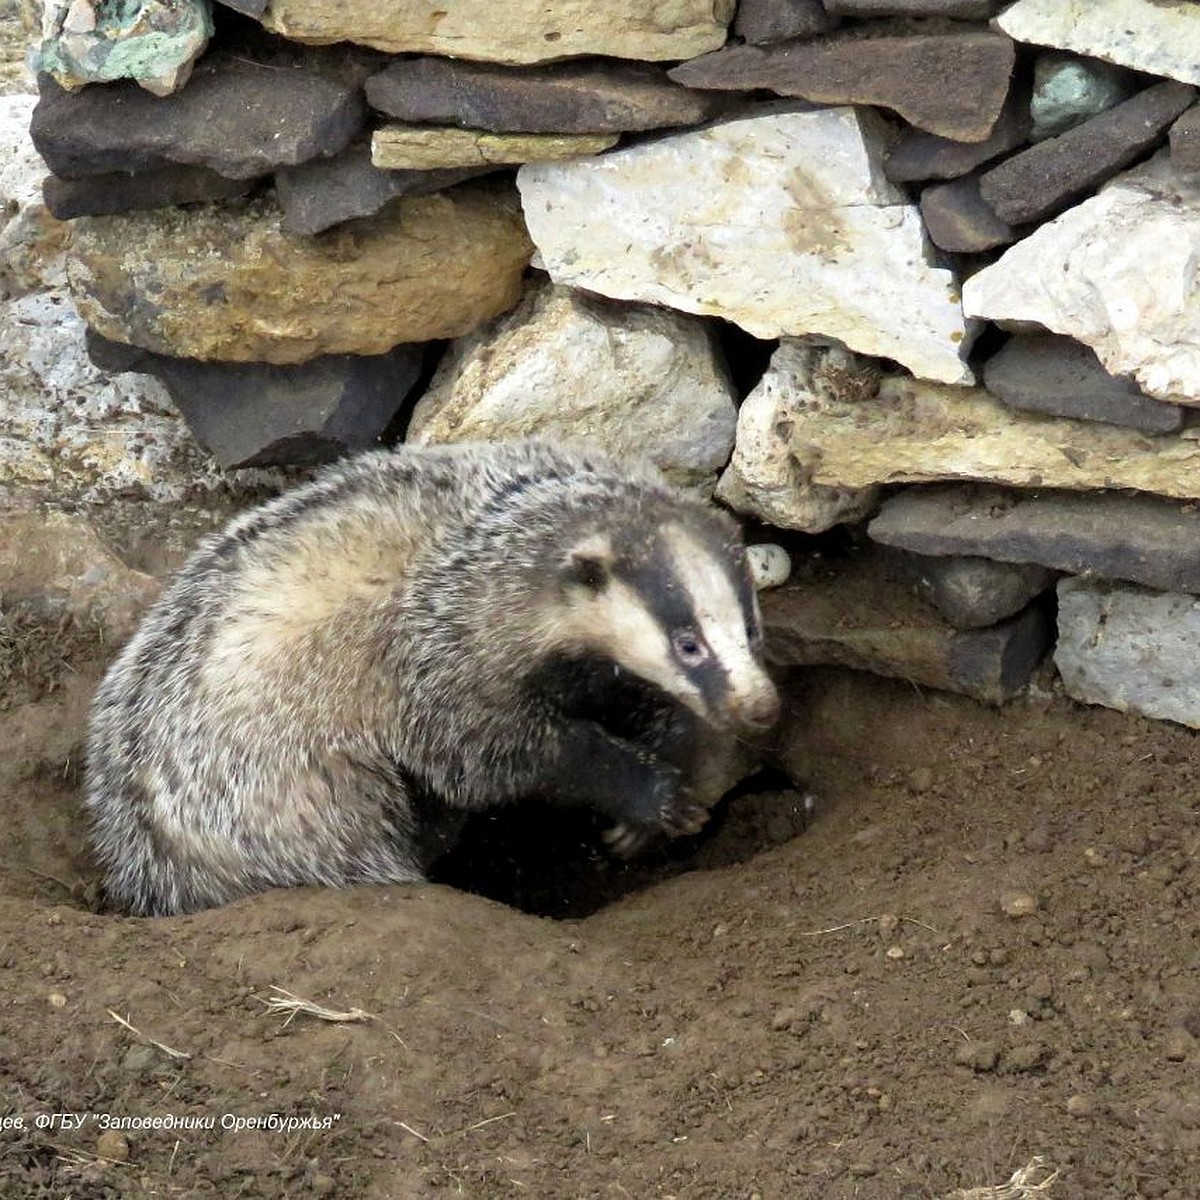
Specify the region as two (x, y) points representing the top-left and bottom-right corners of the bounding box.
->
(1, 603), (1198, 1198)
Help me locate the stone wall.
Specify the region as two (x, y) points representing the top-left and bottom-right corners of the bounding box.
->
(20, 0), (1200, 726)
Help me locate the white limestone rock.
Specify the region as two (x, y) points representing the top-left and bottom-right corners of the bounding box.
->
(747, 543), (792, 590)
(996, 0), (1200, 86)
(408, 280), (737, 491)
(1, 94), (67, 294)
(0, 289), (241, 504)
(963, 155), (1200, 404)
(1055, 577), (1200, 728)
(720, 337), (1200, 531)
(518, 106), (976, 386)
(716, 338), (883, 532)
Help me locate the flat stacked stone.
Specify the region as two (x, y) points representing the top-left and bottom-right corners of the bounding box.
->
(884, 90), (1030, 182)
(31, 47), (370, 183)
(255, 0), (735, 64)
(982, 334), (1185, 434)
(719, 339), (1200, 533)
(979, 81), (1195, 224)
(43, 165), (256, 220)
(365, 57), (730, 133)
(920, 176), (1016, 253)
(868, 485), (1200, 594)
(275, 144), (495, 236)
(87, 332), (424, 469)
(371, 127), (618, 169)
(760, 548), (1053, 704)
(668, 27), (1016, 141)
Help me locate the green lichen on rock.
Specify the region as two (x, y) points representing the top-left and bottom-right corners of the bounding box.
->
(35, 0), (214, 96)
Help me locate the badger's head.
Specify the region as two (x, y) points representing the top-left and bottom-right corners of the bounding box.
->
(552, 505), (781, 735)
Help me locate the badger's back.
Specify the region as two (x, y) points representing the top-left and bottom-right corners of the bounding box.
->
(86, 441), (673, 914)
(85, 441), (779, 916)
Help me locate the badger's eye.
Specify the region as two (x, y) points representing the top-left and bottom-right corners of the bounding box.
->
(672, 630), (710, 666)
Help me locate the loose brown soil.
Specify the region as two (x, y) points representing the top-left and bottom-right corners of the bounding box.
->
(1, 596), (1197, 1200)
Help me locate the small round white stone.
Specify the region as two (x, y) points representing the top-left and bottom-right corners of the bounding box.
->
(747, 543), (792, 590)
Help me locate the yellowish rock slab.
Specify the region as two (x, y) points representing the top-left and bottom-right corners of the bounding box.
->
(798, 375), (1200, 498)
(720, 338), (1200, 531)
(259, 0), (734, 64)
(65, 185), (533, 363)
(372, 125), (618, 170)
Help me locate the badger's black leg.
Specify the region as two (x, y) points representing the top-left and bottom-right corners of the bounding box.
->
(523, 654), (712, 841)
(531, 719), (684, 826)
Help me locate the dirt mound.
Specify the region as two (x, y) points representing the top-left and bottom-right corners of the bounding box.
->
(1, 610), (1197, 1198)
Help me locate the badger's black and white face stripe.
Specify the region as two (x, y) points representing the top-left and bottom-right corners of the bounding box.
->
(556, 520), (780, 733)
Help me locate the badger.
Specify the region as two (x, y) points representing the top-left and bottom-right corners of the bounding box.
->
(85, 441), (781, 916)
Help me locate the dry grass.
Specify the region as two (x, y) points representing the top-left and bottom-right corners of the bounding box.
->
(946, 1157), (1060, 1199)
(258, 985), (375, 1027)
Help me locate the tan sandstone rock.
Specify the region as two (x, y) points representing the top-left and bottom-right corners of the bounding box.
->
(258, 0), (734, 65)
(719, 339), (1200, 532)
(372, 126), (617, 169)
(0, 509), (158, 640)
(65, 185), (533, 363)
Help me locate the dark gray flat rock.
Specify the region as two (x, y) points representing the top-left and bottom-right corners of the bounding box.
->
(275, 141), (496, 235)
(86, 330), (423, 468)
(31, 44), (371, 180)
(825, 0), (1002, 15)
(214, 0), (269, 14)
(891, 551), (1056, 629)
(668, 27), (1015, 141)
(920, 174), (1017, 253)
(43, 164), (259, 220)
(869, 484), (1200, 594)
(884, 87), (1029, 182)
(365, 57), (729, 134)
(1169, 104), (1200, 173)
(983, 333), (1185, 434)
(733, 0), (836, 44)
(761, 547), (1052, 703)
(979, 80), (1196, 224)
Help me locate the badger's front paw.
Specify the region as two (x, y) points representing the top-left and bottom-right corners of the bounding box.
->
(603, 801), (713, 859)
(602, 761), (713, 858)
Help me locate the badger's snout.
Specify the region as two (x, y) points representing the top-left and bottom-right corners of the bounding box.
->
(730, 680), (781, 733)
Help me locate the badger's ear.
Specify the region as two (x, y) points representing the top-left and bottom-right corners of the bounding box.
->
(562, 533), (613, 592)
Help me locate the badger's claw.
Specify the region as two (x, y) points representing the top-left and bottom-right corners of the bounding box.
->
(661, 802), (712, 838)
(602, 821), (650, 859)
(602, 801), (713, 859)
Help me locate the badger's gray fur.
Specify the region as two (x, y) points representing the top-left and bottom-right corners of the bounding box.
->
(86, 441), (780, 915)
